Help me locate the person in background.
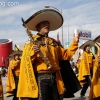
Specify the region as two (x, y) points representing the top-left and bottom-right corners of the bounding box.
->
(78, 40), (95, 97)
(70, 58), (78, 76)
(73, 62), (79, 77)
(17, 8), (80, 100)
(2, 68), (6, 77)
(6, 50), (22, 100)
(5, 68), (8, 77)
(70, 58), (74, 68)
(76, 53), (81, 77)
(0, 70), (4, 100)
(88, 53), (100, 100)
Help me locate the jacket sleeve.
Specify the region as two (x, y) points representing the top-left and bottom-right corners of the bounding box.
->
(58, 39), (78, 60)
(9, 60), (19, 70)
(24, 43), (37, 63)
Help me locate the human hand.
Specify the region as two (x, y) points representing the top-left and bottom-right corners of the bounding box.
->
(73, 33), (80, 42)
(33, 45), (40, 53)
(17, 60), (20, 62)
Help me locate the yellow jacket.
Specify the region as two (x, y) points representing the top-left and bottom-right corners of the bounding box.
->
(17, 34), (78, 98)
(0, 71), (4, 100)
(6, 59), (20, 97)
(78, 51), (94, 84)
(88, 55), (100, 100)
(9, 59), (20, 76)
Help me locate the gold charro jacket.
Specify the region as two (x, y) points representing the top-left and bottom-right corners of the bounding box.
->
(78, 51), (94, 85)
(17, 34), (79, 98)
(6, 59), (20, 97)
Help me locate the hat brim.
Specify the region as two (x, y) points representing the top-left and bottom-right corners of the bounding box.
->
(94, 35), (100, 43)
(9, 51), (22, 57)
(24, 9), (63, 31)
(79, 40), (94, 49)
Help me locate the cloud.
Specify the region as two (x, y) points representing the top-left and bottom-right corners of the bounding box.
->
(0, 0), (100, 48)
(0, 29), (28, 45)
(0, 2), (34, 17)
(0, 16), (15, 25)
(62, 1), (100, 42)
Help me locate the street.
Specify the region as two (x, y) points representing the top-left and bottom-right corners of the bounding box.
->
(2, 77), (89, 100)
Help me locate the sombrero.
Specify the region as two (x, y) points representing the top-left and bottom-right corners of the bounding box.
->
(22, 8), (63, 31)
(9, 50), (22, 57)
(94, 35), (100, 43)
(79, 40), (94, 49)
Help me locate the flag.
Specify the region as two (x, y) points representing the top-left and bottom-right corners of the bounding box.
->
(93, 42), (100, 54)
(56, 33), (63, 47)
(14, 45), (19, 51)
(56, 33), (60, 43)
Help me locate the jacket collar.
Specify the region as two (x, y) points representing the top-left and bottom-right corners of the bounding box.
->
(37, 33), (48, 38)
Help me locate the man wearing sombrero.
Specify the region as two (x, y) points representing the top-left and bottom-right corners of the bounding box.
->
(78, 40), (95, 97)
(17, 7), (80, 100)
(6, 50), (22, 100)
(88, 36), (100, 100)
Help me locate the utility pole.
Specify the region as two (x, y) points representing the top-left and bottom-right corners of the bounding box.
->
(67, 22), (69, 48)
(61, 9), (64, 47)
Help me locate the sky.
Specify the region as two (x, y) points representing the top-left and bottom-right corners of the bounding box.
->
(0, 0), (100, 48)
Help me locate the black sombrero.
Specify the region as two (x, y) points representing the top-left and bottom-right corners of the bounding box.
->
(9, 50), (22, 57)
(22, 9), (63, 31)
(94, 35), (100, 43)
(79, 40), (94, 49)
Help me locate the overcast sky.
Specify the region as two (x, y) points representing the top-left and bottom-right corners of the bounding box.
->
(0, 0), (100, 48)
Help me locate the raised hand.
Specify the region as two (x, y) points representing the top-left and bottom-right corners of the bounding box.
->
(33, 45), (40, 53)
(73, 33), (80, 42)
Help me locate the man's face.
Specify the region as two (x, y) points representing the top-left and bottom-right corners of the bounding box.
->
(37, 21), (50, 35)
(14, 54), (20, 60)
(98, 56), (100, 62)
(86, 45), (91, 51)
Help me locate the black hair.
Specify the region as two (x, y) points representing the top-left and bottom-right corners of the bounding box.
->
(83, 44), (90, 51)
(36, 21), (50, 31)
(36, 23), (40, 31)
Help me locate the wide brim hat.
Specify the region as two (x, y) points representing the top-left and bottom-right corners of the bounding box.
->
(9, 50), (22, 57)
(94, 35), (100, 43)
(23, 8), (63, 31)
(79, 40), (94, 49)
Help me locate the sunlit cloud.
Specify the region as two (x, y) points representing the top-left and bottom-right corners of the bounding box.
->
(0, 0), (100, 48)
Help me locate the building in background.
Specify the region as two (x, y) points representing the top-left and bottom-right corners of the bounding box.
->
(0, 39), (12, 68)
